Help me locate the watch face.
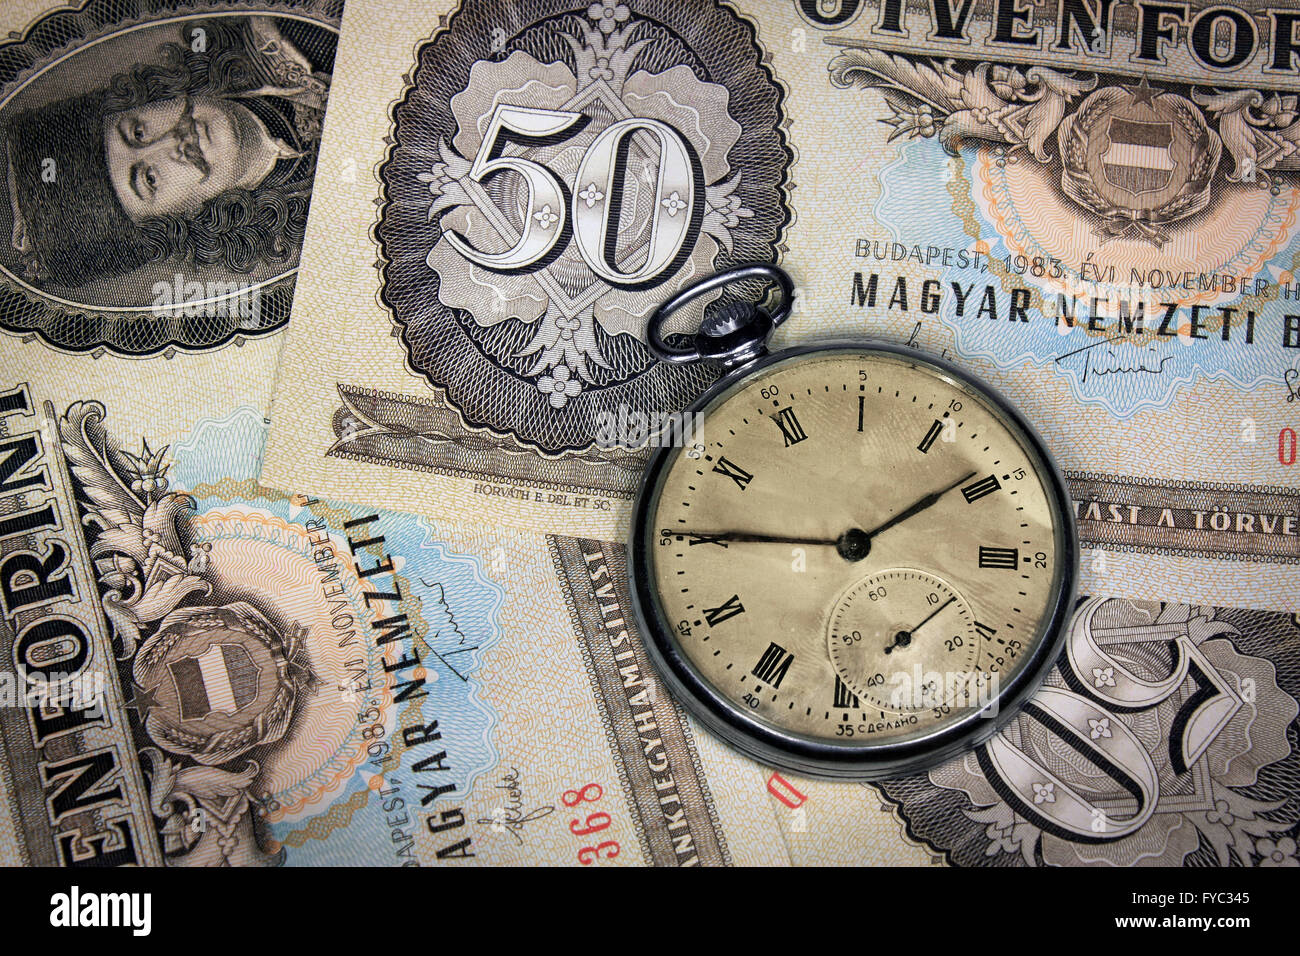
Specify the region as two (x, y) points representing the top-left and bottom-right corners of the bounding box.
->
(633, 346), (1076, 777)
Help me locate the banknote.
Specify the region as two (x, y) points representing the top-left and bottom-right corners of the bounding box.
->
(0, 0), (342, 514)
(769, 595), (1300, 867)
(782, 0), (1300, 609)
(0, 0), (339, 356)
(10, 381), (1294, 867)
(0, 391), (790, 865)
(260, 0), (1298, 609)
(0, 0), (793, 868)
(259, 0), (831, 534)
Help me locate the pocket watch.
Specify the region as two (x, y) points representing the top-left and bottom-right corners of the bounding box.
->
(630, 264), (1077, 780)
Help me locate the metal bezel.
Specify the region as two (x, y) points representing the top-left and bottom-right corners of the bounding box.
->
(629, 340), (1079, 780)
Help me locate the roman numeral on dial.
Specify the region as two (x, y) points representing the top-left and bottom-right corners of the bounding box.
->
(772, 406), (808, 446)
(961, 474), (1002, 502)
(703, 594), (745, 626)
(974, 620), (998, 641)
(917, 419), (944, 453)
(752, 641), (794, 688)
(687, 533), (729, 548)
(712, 456), (753, 490)
(978, 546), (1019, 570)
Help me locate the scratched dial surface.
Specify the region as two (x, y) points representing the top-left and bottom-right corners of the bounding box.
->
(643, 349), (1068, 749)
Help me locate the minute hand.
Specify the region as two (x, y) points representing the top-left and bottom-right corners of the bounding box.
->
(676, 530), (844, 547)
(861, 469), (977, 539)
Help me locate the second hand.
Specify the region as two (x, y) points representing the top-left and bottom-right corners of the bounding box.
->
(884, 595), (956, 654)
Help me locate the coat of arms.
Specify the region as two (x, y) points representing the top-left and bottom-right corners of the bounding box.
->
(829, 51), (1299, 248)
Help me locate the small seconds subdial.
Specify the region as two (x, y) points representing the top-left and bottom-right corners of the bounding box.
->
(828, 569), (978, 711)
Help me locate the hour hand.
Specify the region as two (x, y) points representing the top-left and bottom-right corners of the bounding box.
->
(860, 469), (977, 540)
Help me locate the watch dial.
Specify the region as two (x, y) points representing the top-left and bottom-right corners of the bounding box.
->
(643, 349), (1070, 751)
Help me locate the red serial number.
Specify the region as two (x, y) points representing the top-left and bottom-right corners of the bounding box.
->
(561, 783), (619, 865)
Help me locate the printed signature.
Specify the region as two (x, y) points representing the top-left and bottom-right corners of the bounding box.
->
(905, 321), (951, 360)
(1055, 336), (1173, 383)
(476, 767), (554, 846)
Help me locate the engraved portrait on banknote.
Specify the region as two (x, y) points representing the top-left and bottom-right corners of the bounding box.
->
(876, 596), (1300, 867)
(345, 0), (791, 491)
(0, 0), (339, 355)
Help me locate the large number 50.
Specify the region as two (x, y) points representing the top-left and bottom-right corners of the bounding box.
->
(443, 103), (698, 285)
(980, 597), (1244, 842)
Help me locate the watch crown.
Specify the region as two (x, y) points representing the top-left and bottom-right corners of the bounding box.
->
(695, 302), (773, 366)
(701, 301), (760, 337)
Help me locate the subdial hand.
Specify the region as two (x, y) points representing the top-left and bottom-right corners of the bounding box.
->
(883, 595), (956, 654)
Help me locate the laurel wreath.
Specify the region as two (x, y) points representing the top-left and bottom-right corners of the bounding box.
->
(1059, 87), (1221, 241)
(137, 605), (301, 766)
